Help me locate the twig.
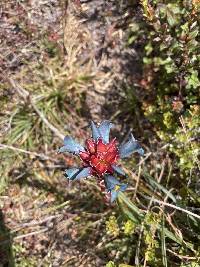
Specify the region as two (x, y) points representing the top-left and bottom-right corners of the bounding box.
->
(0, 143), (56, 161)
(137, 144), (170, 167)
(11, 214), (62, 233)
(41, 200), (70, 215)
(167, 249), (200, 260)
(13, 228), (48, 240)
(152, 198), (200, 220)
(1, 228), (48, 244)
(38, 241), (57, 267)
(133, 165), (141, 199)
(31, 102), (65, 141)
(137, 152), (151, 166)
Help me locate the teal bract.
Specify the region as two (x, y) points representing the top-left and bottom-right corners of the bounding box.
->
(58, 121), (144, 202)
(104, 175), (128, 202)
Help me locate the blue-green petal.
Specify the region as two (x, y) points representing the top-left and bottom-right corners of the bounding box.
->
(110, 183), (127, 202)
(75, 167), (92, 180)
(111, 164), (126, 177)
(98, 120), (112, 144)
(104, 175), (120, 191)
(119, 134), (144, 158)
(111, 190), (119, 202)
(91, 121), (101, 141)
(58, 136), (85, 154)
(64, 168), (80, 180)
(64, 167), (92, 180)
(120, 184), (128, 192)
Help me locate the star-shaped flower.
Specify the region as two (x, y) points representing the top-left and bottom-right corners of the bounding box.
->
(58, 121), (144, 202)
(104, 175), (127, 202)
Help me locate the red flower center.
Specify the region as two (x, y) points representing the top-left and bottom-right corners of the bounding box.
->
(79, 138), (119, 176)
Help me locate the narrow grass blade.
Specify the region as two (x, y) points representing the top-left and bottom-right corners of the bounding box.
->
(161, 215), (167, 267)
(143, 171), (176, 203)
(118, 192), (144, 223)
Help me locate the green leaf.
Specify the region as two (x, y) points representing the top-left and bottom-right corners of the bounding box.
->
(106, 261), (116, 267)
(143, 171), (177, 203)
(186, 70), (200, 89)
(189, 29), (199, 40)
(128, 35), (137, 45)
(163, 227), (194, 251)
(119, 264), (135, 267)
(166, 8), (177, 27)
(161, 215), (168, 267)
(118, 192), (144, 220)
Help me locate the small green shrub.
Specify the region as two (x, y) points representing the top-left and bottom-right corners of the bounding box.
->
(128, 0), (200, 179)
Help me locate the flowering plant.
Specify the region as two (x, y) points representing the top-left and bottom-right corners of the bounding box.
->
(58, 121), (144, 202)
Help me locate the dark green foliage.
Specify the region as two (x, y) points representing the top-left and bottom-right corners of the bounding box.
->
(128, 0), (200, 177)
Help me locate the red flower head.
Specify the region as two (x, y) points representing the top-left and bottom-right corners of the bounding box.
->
(79, 137), (119, 176)
(58, 121), (144, 202)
